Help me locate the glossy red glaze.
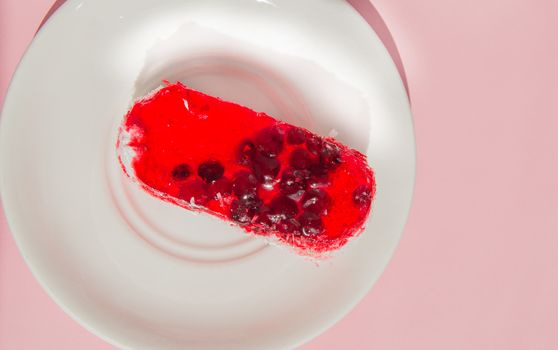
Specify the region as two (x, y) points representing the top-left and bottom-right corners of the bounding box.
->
(118, 82), (375, 255)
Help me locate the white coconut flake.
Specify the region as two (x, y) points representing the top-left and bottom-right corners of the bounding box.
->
(328, 128), (339, 138)
(216, 192), (224, 207)
(183, 98), (189, 110)
(117, 126), (142, 177)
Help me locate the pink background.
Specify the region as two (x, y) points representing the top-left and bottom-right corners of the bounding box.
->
(1, 0), (557, 349)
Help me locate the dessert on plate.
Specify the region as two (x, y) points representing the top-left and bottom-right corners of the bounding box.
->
(118, 82), (375, 256)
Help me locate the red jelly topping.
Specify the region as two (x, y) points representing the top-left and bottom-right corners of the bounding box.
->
(118, 82), (375, 255)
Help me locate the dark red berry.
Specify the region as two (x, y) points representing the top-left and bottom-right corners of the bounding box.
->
(255, 126), (284, 157)
(289, 148), (314, 170)
(238, 140), (256, 166)
(269, 195), (299, 220)
(232, 171), (259, 199)
(301, 189), (331, 215)
(171, 163), (191, 180)
(208, 177), (232, 200)
(252, 154), (280, 183)
(306, 135), (322, 155)
(286, 127), (307, 145)
(307, 164), (330, 188)
(353, 185), (372, 208)
(230, 201), (252, 224)
(309, 163), (327, 177)
(279, 169), (308, 196)
(230, 196), (263, 224)
(255, 205), (273, 227)
(297, 169), (312, 179)
(198, 160), (224, 183)
(276, 218), (302, 235)
(320, 141), (342, 169)
(243, 195), (263, 211)
(299, 211), (324, 236)
(178, 180), (209, 206)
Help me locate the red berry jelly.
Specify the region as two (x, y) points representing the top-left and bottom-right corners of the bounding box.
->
(118, 82), (375, 255)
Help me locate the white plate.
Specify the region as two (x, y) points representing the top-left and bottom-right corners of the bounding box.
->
(0, 0), (415, 349)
